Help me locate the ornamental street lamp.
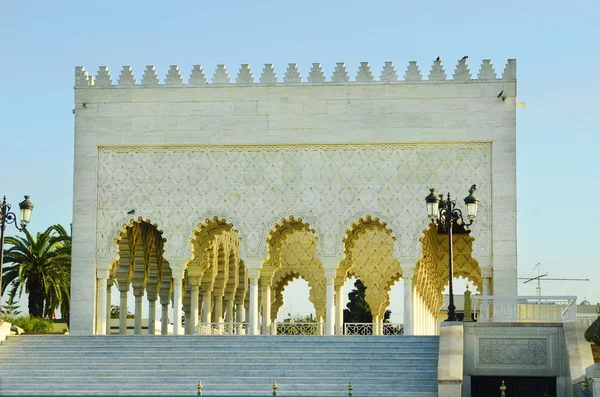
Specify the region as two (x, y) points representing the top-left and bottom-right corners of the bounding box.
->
(425, 185), (478, 321)
(0, 195), (34, 323)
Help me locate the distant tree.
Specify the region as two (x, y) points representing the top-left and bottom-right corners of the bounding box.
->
(343, 279), (391, 323)
(110, 305), (134, 319)
(1, 294), (22, 316)
(287, 313), (317, 323)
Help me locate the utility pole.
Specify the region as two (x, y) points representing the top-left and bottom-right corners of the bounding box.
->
(518, 263), (589, 296)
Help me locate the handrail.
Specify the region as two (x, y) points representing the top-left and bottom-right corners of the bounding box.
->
(472, 295), (578, 323)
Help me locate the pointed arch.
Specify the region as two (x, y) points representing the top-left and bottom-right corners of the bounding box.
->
(341, 215), (401, 318)
(109, 214), (170, 263)
(262, 215), (320, 285)
(416, 222), (482, 317)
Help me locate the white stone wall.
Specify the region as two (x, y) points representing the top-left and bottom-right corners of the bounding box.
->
(463, 324), (570, 397)
(72, 60), (517, 334)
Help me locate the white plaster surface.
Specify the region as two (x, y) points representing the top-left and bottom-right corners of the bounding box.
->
(438, 323), (464, 397)
(71, 61), (517, 334)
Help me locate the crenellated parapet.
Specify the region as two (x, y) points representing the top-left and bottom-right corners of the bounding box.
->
(75, 59), (516, 87)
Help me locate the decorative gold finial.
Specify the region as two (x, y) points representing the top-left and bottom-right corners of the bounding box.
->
(272, 381), (278, 396)
(583, 377), (589, 390)
(596, 303), (600, 315)
(197, 380), (203, 396)
(463, 285), (473, 322)
(348, 382), (353, 396)
(500, 380), (506, 396)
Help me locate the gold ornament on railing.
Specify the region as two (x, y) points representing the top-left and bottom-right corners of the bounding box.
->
(500, 380), (506, 396)
(272, 381), (278, 396)
(463, 285), (473, 322)
(348, 382), (353, 396)
(197, 380), (203, 396)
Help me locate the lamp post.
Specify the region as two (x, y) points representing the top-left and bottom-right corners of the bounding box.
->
(0, 195), (34, 323)
(425, 185), (478, 321)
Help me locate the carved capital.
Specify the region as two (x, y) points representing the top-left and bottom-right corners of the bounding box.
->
(481, 266), (493, 279)
(247, 268), (260, 279)
(324, 268), (337, 279)
(133, 288), (145, 297)
(96, 269), (110, 279)
(321, 257), (340, 270)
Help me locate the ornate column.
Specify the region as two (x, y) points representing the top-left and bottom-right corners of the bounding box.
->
(372, 314), (380, 335)
(245, 259), (261, 335)
(426, 308), (432, 335)
(413, 292), (421, 336)
(106, 278), (113, 335)
(171, 265), (185, 336)
(96, 269), (109, 335)
(131, 244), (147, 336)
(214, 292), (225, 328)
(133, 288), (144, 335)
(235, 301), (244, 334)
(201, 289), (212, 324)
(118, 287), (128, 335)
(160, 298), (169, 335)
(146, 250), (160, 335)
(244, 299), (250, 328)
(147, 297), (157, 335)
(116, 246), (132, 335)
(183, 283), (192, 335)
(223, 297), (233, 333)
(260, 283), (271, 335)
(419, 297), (425, 335)
(481, 266), (492, 296)
(400, 265), (415, 336)
(321, 258), (339, 337)
(325, 269), (336, 336)
(159, 264), (172, 336)
(190, 283), (200, 335)
(335, 284), (344, 335)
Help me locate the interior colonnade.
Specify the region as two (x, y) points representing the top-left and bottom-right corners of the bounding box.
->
(95, 215), (484, 336)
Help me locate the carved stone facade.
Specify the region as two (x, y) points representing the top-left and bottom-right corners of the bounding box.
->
(71, 59), (517, 335)
(464, 325), (563, 377)
(96, 143), (492, 261)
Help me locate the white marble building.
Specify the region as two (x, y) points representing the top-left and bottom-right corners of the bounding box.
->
(70, 59), (517, 336)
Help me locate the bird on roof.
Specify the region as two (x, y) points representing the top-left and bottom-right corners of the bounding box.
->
(497, 90), (504, 98)
(127, 209), (135, 214)
(435, 56), (440, 62)
(460, 55), (468, 61)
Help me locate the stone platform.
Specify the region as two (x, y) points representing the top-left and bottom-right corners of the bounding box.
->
(0, 335), (439, 396)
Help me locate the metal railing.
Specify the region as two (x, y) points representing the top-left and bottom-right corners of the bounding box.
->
(344, 323), (404, 335)
(473, 295), (577, 323)
(195, 322), (249, 335)
(271, 322), (325, 335)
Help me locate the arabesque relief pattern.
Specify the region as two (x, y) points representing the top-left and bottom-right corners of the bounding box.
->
(96, 143), (492, 261)
(269, 230), (326, 320)
(415, 225), (481, 314)
(340, 216), (401, 319)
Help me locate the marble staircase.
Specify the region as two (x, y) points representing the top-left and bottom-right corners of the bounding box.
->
(0, 335), (439, 396)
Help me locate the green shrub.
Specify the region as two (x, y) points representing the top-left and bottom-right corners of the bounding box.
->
(4, 315), (55, 333)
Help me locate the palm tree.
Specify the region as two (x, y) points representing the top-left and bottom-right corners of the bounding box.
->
(1, 224), (71, 318)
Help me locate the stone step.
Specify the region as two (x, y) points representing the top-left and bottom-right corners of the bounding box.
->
(0, 351), (438, 359)
(0, 335), (440, 396)
(0, 360), (437, 369)
(0, 391), (438, 397)
(5, 335), (439, 341)
(0, 382), (437, 392)
(0, 359), (438, 367)
(0, 367), (437, 376)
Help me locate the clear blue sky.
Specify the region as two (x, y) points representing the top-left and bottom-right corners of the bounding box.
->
(1, 1), (598, 310)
